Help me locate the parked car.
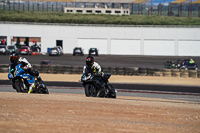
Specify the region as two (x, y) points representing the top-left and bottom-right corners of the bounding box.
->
(54, 46), (63, 55)
(7, 45), (18, 53)
(176, 59), (198, 70)
(89, 48), (98, 56)
(73, 47), (84, 56)
(40, 60), (52, 66)
(49, 47), (61, 56)
(0, 45), (9, 55)
(18, 46), (32, 55)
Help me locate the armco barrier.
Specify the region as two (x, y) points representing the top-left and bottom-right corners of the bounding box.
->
(0, 64), (199, 78)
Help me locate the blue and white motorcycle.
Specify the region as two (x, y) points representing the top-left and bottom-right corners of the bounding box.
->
(8, 64), (49, 94)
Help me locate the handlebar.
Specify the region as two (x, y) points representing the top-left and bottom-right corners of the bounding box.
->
(81, 74), (93, 82)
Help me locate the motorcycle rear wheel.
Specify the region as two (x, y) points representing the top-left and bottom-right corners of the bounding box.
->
(97, 88), (106, 98)
(107, 84), (116, 98)
(37, 87), (49, 94)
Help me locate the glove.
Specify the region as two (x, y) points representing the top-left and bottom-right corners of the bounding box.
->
(81, 74), (86, 82)
(100, 72), (104, 76)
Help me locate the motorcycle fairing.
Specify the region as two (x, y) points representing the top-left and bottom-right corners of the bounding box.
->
(20, 74), (35, 84)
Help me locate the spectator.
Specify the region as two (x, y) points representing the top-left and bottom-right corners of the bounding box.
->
(190, 59), (195, 63)
(1, 39), (5, 45)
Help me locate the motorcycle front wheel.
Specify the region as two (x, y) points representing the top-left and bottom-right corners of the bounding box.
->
(14, 80), (26, 93)
(85, 84), (96, 97)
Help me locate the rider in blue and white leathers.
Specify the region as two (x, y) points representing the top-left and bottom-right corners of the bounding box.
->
(9, 51), (44, 93)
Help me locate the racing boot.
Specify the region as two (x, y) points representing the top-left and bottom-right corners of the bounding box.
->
(37, 75), (44, 84)
(28, 83), (35, 94)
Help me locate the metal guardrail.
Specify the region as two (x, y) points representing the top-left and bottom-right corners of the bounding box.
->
(1, 64), (200, 78)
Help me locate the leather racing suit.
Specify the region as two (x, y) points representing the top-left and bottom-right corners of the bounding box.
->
(9, 57), (43, 93)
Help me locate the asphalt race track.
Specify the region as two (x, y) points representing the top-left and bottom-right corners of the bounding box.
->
(1, 80), (200, 94)
(0, 81), (200, 103)
(1, 54), (200, 68)
(1, 54), (200, 95)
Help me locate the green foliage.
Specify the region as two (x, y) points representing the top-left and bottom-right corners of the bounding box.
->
(0, 11), (200, 25)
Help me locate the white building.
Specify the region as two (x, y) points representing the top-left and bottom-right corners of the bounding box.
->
(0, 22), (200, 56)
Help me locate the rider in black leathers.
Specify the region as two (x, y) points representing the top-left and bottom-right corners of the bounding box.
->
(82, 55), (109, 86)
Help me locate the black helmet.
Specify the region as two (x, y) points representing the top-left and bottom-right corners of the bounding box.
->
(9, 51), (19, 63)
(86, 55), (94, 68)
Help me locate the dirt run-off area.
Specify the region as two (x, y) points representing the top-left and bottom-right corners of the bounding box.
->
(0, 92), (200, 133)
(0, 73), (200, 133)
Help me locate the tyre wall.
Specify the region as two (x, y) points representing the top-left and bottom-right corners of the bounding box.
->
(1, 64), (199, 78)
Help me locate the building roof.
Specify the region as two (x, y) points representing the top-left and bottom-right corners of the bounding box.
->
(132, 0), (147, 3)
(192, 0), (200, 3)
(171, 0), (188, 4)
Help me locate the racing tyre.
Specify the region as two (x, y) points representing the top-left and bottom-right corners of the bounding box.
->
(37, 84), (49, 94)
(107, 84), (116, 98)
(38, 87), (49, 94)
(14, 80), (25, 93)
(85, 84), (96, 97)
(85, 84), (91, 97)
(97, 89), (105, 98)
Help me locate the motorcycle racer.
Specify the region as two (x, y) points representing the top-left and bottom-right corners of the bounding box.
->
(82, 55), (110, 85)
(81, 55), (116, 98)
(9, 51), (45, 93)
(83, 55), (104, 77)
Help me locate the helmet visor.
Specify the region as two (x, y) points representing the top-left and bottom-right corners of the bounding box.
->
(86, 61), (92, 68)
(9, 56), (18, 62)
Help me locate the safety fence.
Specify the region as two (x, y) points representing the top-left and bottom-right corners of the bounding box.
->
(0, 1), (199, 17)
(1, 64), (200, 78)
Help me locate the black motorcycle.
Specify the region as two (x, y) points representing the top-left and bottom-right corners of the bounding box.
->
(81, 73), (116, 98)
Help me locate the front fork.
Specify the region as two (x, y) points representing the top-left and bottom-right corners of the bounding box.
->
(91, 85), (96, 97)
